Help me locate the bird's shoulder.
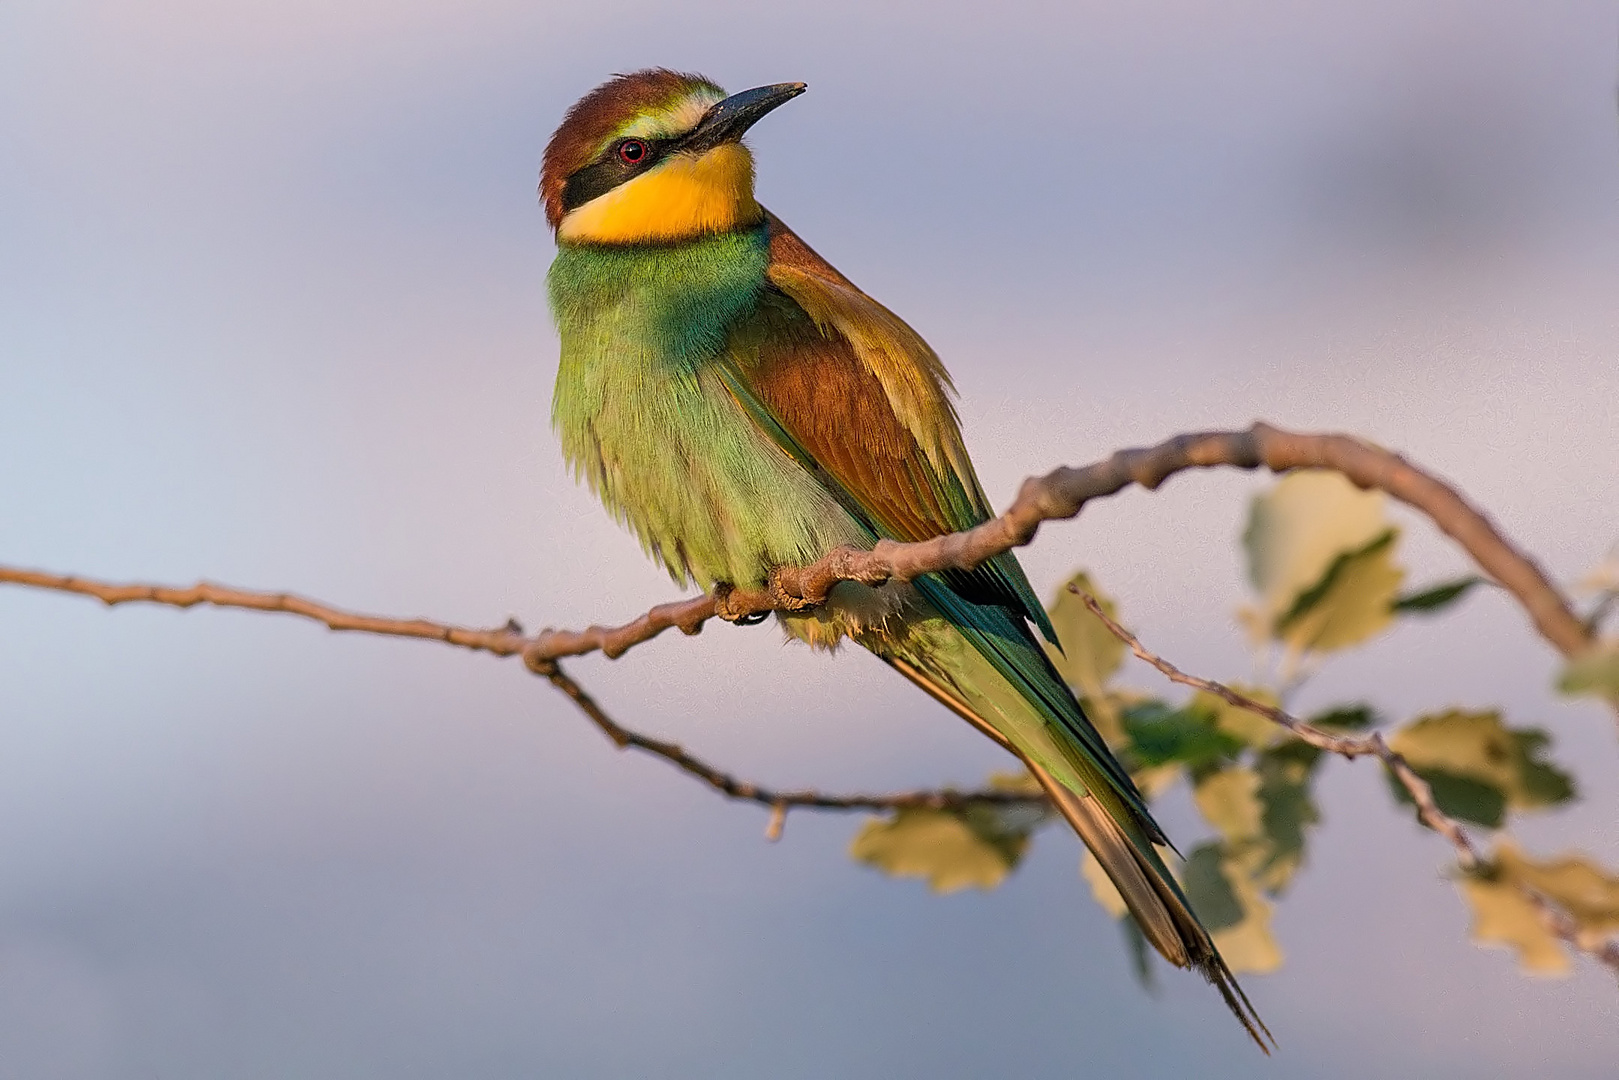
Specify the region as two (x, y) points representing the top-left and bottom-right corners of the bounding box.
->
(739, 212), (987, 535)
(722, 213), (1055, 632)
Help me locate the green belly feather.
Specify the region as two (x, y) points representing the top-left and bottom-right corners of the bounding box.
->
(548, 226), (863, 590)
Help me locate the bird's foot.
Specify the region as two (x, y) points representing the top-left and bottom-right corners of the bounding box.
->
(766, 567), (821, 613)
(711, 582), (772, 626)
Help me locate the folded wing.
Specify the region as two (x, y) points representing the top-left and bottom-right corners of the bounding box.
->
(727, 212), (1055, 636)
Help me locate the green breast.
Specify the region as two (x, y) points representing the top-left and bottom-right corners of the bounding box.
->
(547, 226), (861, 588)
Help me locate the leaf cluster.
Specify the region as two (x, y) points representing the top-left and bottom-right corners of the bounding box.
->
(847, 470), (1613, 981)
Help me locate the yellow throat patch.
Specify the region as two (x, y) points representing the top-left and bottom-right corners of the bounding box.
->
(557, 143), (761, 244)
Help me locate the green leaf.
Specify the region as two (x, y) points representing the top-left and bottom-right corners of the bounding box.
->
(1043, 572), (1131, 747)
(1309, 703), (1379, 731)
(1183, 843), (1244, 931)
(1120, 700), (1242, 770)
(1459, 871), (1569, 975)
(1179, 842), (1286, 974)
(1240, 704), (1373, 777)
(1277, 530), (1391, 627)
(1210, 860), (1285, 974)
(1392, 575), (1486, 614)
(1193, 766), (1264, 844)
(1186, 687), (1283, 750)
(1045, 571), (1127, 694)
(1389, 710), (1518, 791)
(1244, 470), (1391, 607)
(1460, 839), (1619, 976)
(1390, 769), (1508, 828)
(850, 802), (1039, 894)
(1388, 710), (1576, 827)
(1241, 471), (1404, 655)
(1511, 730), (1577, 809)
(1498, 840), (1619, 940)
(1192, 754), (1323, 898)
(1253, 746), (1323, 894)
(1574, 546), (1619, 636)
(1557, 642), (1619, 703)
(1273, 530), (1405, 654)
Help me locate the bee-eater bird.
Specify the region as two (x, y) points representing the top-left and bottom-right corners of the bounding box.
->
(541, 69), (1269, 1049)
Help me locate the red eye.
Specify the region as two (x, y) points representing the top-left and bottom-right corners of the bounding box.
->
(618, 139), (648, 165)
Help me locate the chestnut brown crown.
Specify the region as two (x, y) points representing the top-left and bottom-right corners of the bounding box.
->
(539, 69), (723, 229)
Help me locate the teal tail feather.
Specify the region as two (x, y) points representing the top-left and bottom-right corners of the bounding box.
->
(882, 577), (1274, 1053)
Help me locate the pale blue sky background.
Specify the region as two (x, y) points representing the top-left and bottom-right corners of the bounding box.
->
(2, 1), (1618, 1076)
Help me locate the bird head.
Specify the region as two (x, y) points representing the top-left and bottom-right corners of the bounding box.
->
(541, 69), (806, 245)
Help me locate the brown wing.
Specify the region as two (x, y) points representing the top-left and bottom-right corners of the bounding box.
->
(740, 212), (985, 540)
(725, 213), (1052, 627)
(738, 285), (958, 543)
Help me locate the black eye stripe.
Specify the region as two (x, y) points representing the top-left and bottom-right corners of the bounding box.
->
(560, 137), (673, 213)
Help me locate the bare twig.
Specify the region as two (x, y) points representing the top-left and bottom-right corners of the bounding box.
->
(535, 658), (1040, 813)
(0, 568), (537, 656)
(0, 564), (1041, 817)
(1070, 586), (1619, 977)
(461, 423), (1593, 668)
(530, 594), (717, 661)
(1071, 587), (1481, 859)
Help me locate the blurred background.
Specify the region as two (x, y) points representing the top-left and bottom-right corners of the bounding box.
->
(2, 1), (1617, 1076)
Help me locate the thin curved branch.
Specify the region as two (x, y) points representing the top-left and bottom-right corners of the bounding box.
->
(1071, 587), (1619, 977)
(2, 422), (1611, 973)
(0, 564), (1041, 821)
(0, 420), (1601, 816)
(1071, 587), (1482, 861)
(541, 659), (1039, 811)
(528, 422), (1592, 665)
(0, 567), (537, 655)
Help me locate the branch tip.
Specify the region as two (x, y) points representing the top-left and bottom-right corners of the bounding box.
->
(1070, 586), (1608, 975)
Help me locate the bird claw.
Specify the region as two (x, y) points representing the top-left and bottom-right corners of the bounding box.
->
(767, 568), (819, 613)
(711, 575), (817, 625)
(712, 582), (771, 625)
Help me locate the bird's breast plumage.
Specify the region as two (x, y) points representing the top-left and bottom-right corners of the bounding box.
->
(547, 225), (864, 589)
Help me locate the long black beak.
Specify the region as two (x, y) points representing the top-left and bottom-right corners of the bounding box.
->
(680, 82), (807, 154)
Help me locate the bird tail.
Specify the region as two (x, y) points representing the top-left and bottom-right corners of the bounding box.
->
(1039, 764), (1272, 1052)
(882, 601), (1273, 1053)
